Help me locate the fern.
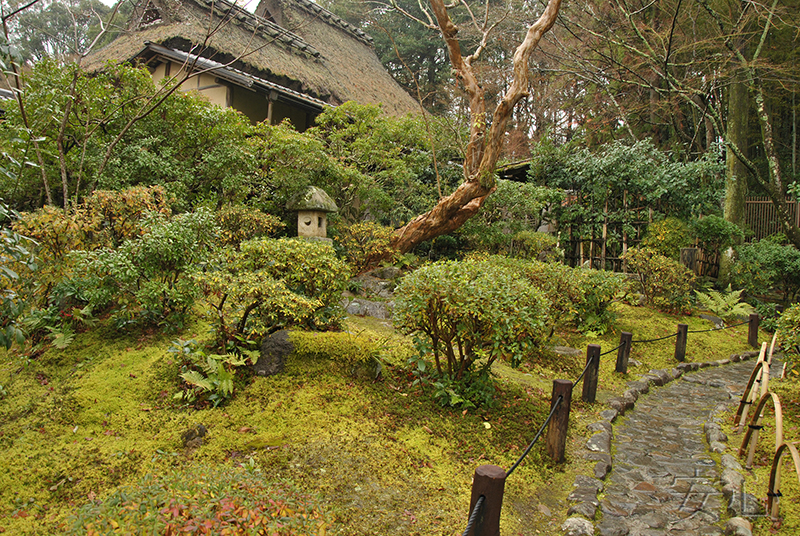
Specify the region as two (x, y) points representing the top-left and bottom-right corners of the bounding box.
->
(695, 286), (755, 324)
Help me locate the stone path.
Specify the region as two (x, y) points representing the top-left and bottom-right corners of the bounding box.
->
(564, 355), (783, 536)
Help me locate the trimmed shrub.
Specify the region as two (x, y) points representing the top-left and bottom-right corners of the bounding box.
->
(641, 217), (692, 260)
(196, 238), (350, 348)
(393, 258), (548, 376)
(215, 204), (284, 248)
(73, 209), (219, 326)
(730, 235), (800, 304)
(691, 215), (744, 259)
(489, 256), (623, 335)
(511, 231), (563, 262)
(777, 304), (800, 370)
(335, 221), (396, 274)
(623, 247), (695, 313)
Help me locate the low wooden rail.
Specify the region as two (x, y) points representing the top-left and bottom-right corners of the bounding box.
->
(461, 314), (760, 535)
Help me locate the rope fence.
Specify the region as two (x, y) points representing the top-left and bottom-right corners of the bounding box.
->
(459, 312), (762, 536)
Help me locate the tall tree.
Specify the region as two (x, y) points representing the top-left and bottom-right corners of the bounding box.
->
(364, 0), (562, 257)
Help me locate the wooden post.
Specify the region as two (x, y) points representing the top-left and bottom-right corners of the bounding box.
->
(582, 344), (601, 403)
(675, 324), (688, 362)
(749, 313), (760, 348)
(616, 332), (632, 373)
(546, 379), (573, 463)
(466, 465), (506, 536)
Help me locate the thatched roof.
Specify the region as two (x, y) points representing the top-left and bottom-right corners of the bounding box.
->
(86, 0), (419, 116)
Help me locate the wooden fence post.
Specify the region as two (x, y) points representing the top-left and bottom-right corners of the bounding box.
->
(546, 379), (573, 463)
(582, 344), (601, 403)
(675, 324), (688, 362)
(749, 313), (760, 348)
(616, 332), (632, 373)
(466, 465), (506, 536)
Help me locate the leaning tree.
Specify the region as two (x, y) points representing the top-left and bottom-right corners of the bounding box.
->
(382, 0), (562, 255)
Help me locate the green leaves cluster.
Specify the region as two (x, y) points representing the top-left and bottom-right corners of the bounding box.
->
(0, 200), (37, 350)
(196, 238), (350, 349)
(170, 338), (253, 408)
(777, 304), (800, 372)
(394, 258), (548, 380)
(623, 247), (696, 314)
(489, 256), (624, 336)
(695, 286), (755, 324)
(458, 180), (563, 257)
(730, 235), (800, 304)
(72, 209), (219, 326)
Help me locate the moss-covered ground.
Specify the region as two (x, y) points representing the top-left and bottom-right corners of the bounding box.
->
(0, 302), (782, 535)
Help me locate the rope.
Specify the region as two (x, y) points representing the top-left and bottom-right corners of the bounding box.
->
(687, 319), (750, 334)
(506, 395), (563, 478)
(574, 356), (594, 386)
(461, 495), (485, 536)
(600, 342), (625, 356)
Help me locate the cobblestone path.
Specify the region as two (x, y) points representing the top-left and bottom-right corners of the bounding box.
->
(591, 358), (783, 536)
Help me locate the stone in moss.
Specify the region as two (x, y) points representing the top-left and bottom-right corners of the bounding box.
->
(256, 330), (293, 377)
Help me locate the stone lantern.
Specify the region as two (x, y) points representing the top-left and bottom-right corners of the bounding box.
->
(287, 186), (338, 239)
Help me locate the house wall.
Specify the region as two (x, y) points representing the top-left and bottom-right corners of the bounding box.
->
(151, 61), (229, 106)
(150, 60), (311, 130)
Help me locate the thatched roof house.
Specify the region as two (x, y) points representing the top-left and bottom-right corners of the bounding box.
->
(87, 0), (418, 129)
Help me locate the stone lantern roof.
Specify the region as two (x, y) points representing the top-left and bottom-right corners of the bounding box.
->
(287, 186), (338, 213)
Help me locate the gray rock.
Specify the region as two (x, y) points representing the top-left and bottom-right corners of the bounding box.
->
(567, 501), (598, 519)
(561, 516), (594, 536)
(669, 367), (683, 379)
(708, 379), (727, 387)
(731, 354), (742, 363)
(648, 369), (672, 385)
(607, 397), (630, 415)
(600, 409), (618, 422)
(341, 297), (393, 319)
(552, 345), (584, 357)
(710, 440), (727, 453)
(623, 389), (639, 403)
(255, 330), (293, 376)
(724, 517), (752, 536)
(727, 492), (763, 517)
(628, 358), (642, 367)
(721, 454), (744, 471)
(181, 424), (207, 448)
(698, 361), (713, 368)
(594, 459), (612, 480)
(626, 380), (649, 395)
(700, 313), (724, 328)
(721, 468), (744, 490)
(584, 451), (612, 465)
(597, 517), (629, 536)
(588, 421), (612, 435)
(367, 266), (402, 280)
(574, 475), (604, 492)
(705, 422), (728, 443)
(587, 430), (612, 453)
(716, 359), (731, 366)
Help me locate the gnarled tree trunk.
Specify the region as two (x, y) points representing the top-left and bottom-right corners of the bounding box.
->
(386, 0), (563, 255)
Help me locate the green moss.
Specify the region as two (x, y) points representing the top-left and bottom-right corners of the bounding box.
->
(0, 302), (789, 535)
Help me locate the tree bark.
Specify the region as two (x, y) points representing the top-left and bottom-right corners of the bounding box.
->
(385, 0), (562, 255)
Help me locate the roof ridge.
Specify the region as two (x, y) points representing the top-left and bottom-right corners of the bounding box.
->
(195, 0), (320, 57)
(286, 0), (373, 47)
